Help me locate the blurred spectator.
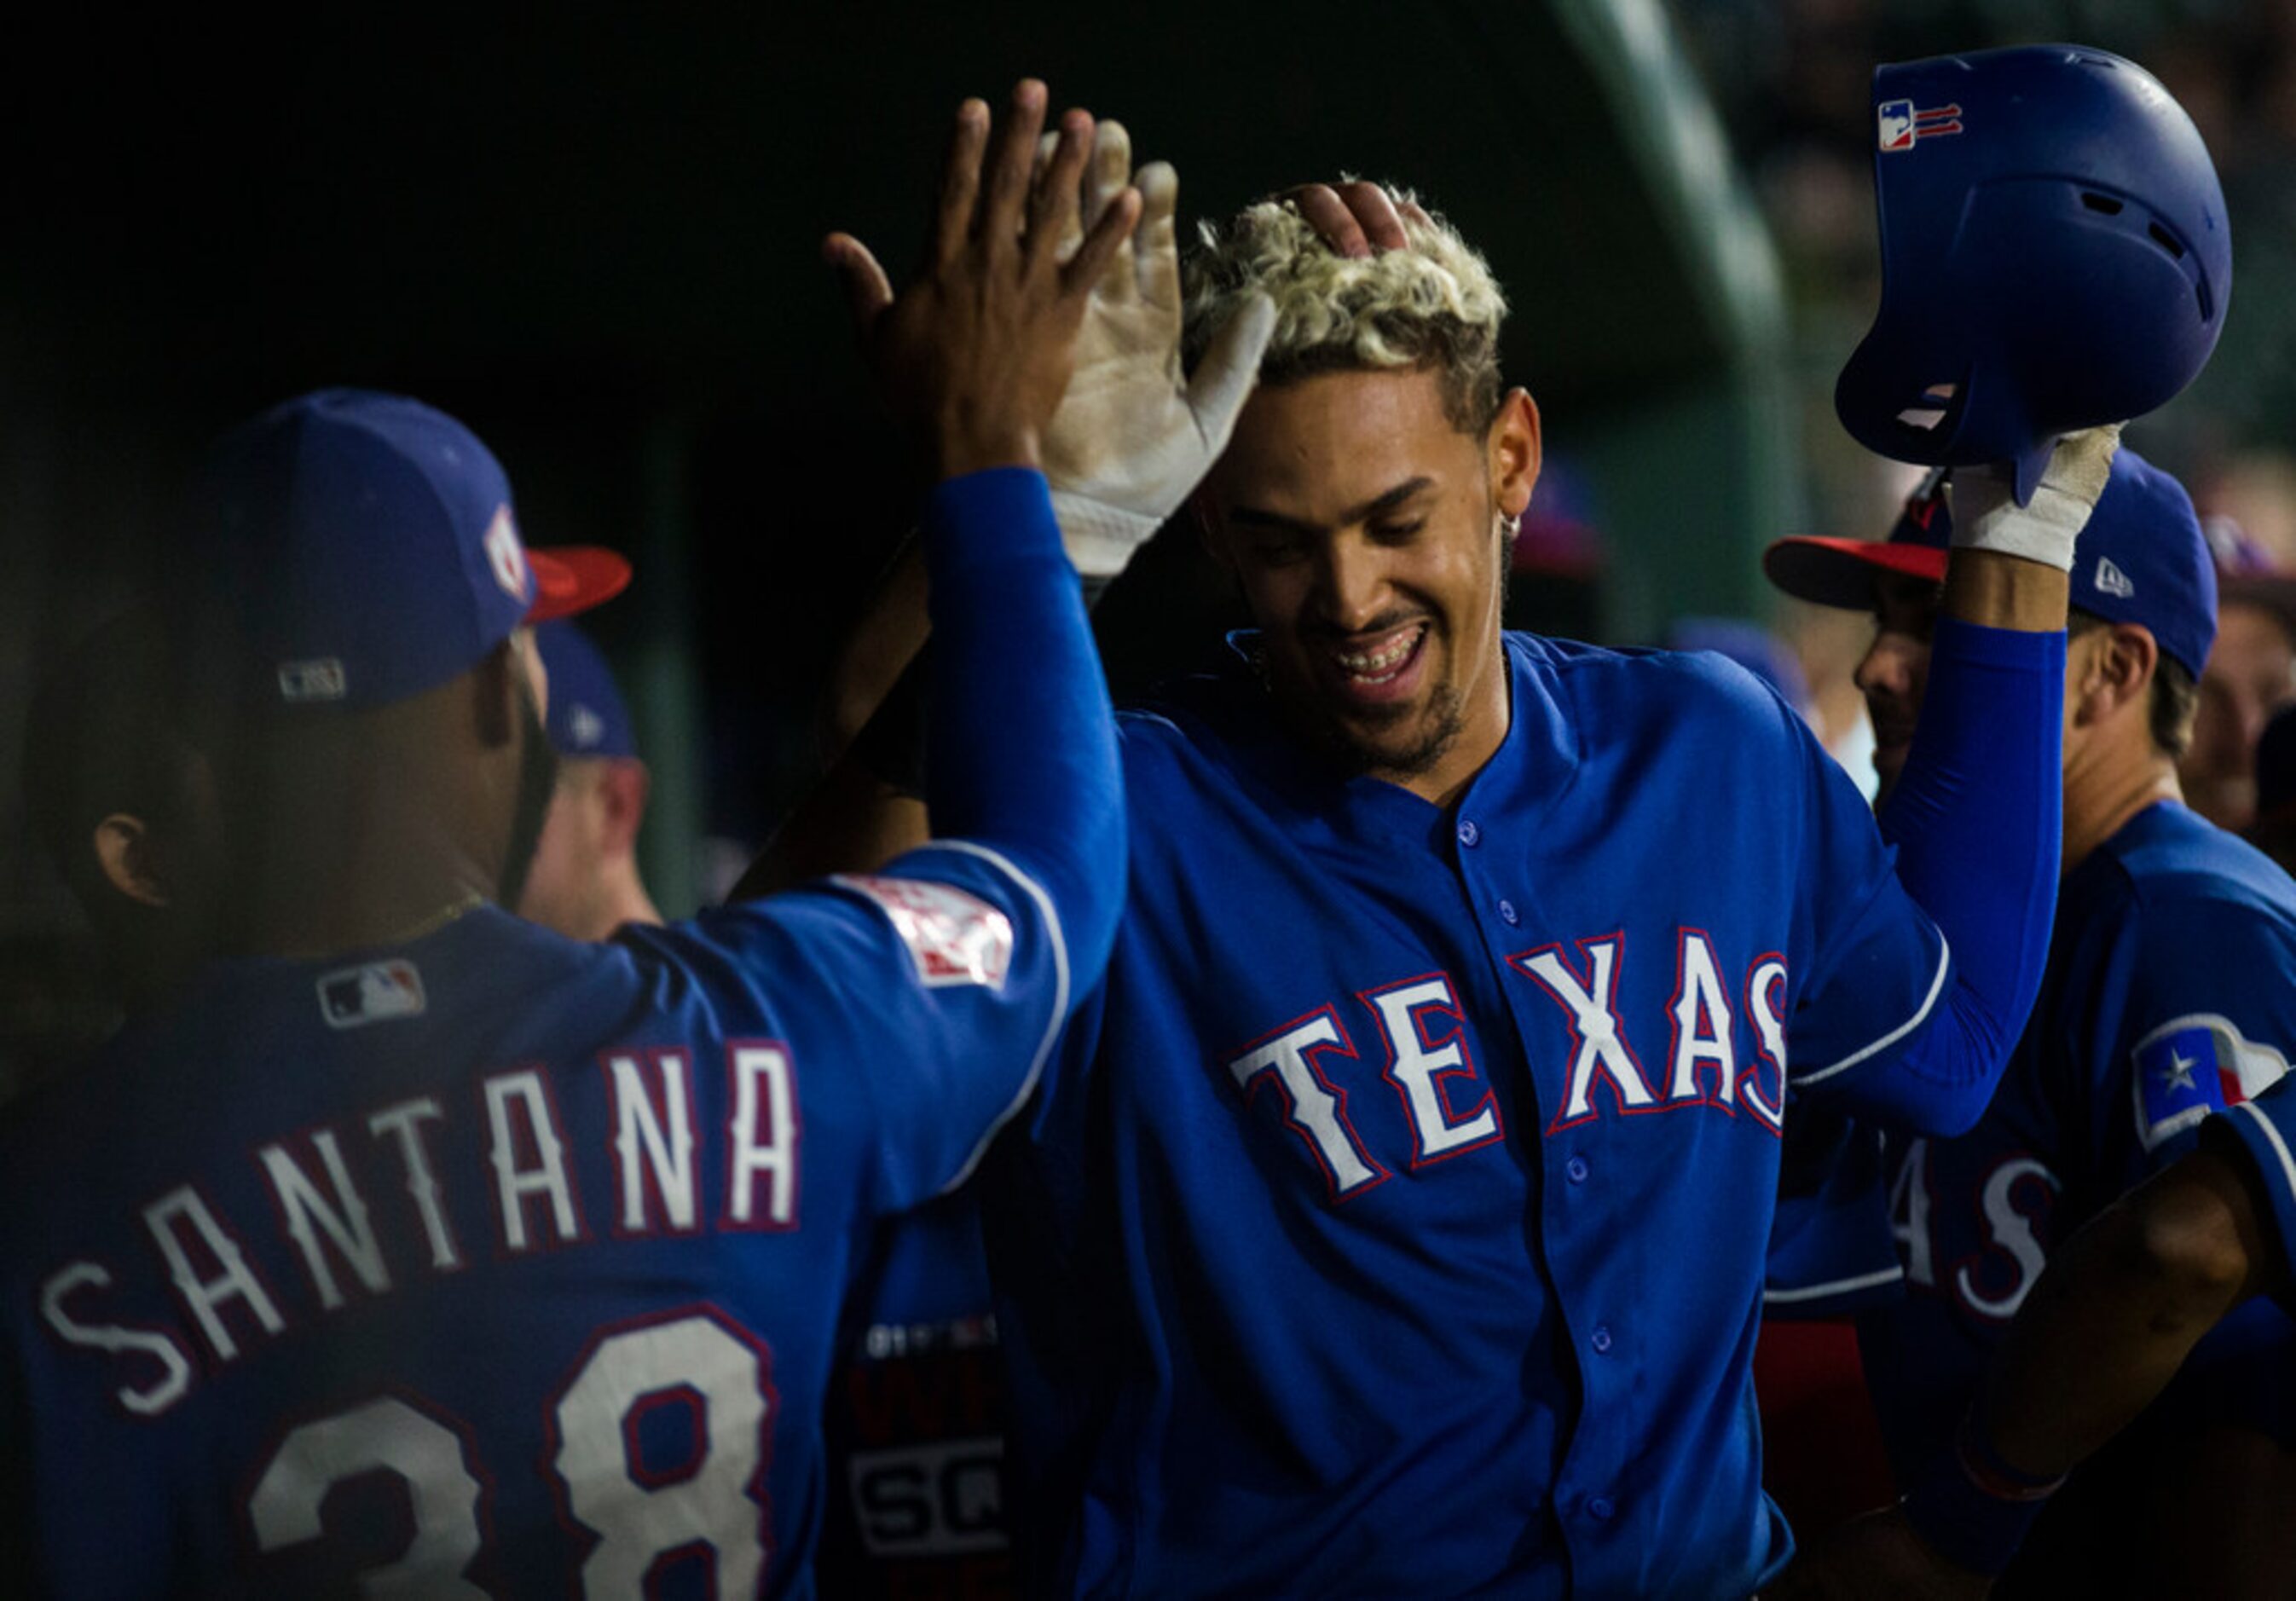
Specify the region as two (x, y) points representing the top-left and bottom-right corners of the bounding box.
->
(2184, 516), (2296, 829)
(2248, 700), (2296, 877)
(1669, 615), (1814, 720)
(1503, 456), (1606, 642)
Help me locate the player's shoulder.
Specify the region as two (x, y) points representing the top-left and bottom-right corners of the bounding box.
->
(1113, 656), (1280, 789)
(2097, 803), (2296, 936)
(1513, 630), (1803, 743)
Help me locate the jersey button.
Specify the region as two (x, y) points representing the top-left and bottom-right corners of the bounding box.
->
(1592, 1326), (1613, 1355)
(1565, 1155), (1589, 1184)
(1457, 818), (1481, 847)
(1588, 1495), (1616, 1522)
(1497, 899), (1519, 925)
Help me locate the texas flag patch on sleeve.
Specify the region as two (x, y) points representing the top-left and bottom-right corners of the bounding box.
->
(836, 876), (1015, 991)
(2133, 1014), (2293, 1151)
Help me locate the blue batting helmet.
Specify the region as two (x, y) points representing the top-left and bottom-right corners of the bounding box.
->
(1835, 45), (2231, 504)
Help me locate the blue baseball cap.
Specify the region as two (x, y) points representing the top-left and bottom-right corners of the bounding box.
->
(1764, 449), (2217, 679)
(172, 389), (631, 710)
(535, 620), (638, 760)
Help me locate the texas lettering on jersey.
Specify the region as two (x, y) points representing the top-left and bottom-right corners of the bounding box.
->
(36, 1040), (801, 1418)
(1223, 929), (1789, 1200)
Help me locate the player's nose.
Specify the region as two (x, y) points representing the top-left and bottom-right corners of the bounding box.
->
(1854, 633), (1915, 701)
(1312, 535), (1392, 632)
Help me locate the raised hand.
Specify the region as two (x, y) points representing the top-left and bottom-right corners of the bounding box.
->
(824, 81), (1142, 482)
(1283, 180), (1435, 258)
(1036, 121), (1276, 578)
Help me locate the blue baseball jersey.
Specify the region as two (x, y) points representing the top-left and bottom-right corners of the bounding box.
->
(0, 855), (1072, 1597)
(1860, 801), (2296, 1481)
(983, 632), (1969, 1598)
(2214, 1072), (2296, 1291)
(816, 1194), (1013, 1598)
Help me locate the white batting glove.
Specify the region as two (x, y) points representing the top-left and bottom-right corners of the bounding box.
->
(1947, 424), (2123, 571)
(1038, 123), (1276, 578)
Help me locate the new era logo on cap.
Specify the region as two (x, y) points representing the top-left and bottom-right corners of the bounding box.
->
(2095, 557), (2136, 599)
(568, 703), (606, 751)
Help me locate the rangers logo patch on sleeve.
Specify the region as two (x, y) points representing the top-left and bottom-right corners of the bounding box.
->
(836, 876), (1015, 991)
(2133, 1014), (2293, 1151)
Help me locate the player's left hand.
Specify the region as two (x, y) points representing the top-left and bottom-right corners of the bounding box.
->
(1766, 1506), (1993, 1601)
(1036, 120), (1275, 578)
(1949, 422), (2124, 571)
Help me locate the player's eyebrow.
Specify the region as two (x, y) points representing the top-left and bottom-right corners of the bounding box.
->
(1228, 477), (1437, 535)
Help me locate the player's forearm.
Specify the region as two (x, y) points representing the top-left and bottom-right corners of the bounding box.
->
(1858, 618), (2064, 1132)
(1980, 1147), (2266, 1477)
(1902, 1147), (2264, 1570)
(920, 467), (1125, 971)
(823, 541), (930, 767)
(1935, 546), (2070, 633)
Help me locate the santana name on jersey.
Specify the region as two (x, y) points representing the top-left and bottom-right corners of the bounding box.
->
(37, 1040), (801, 1417)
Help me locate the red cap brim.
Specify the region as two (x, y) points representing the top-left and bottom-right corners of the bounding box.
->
(525, 546), (633, 624)
(1762, 536), (1947, 610)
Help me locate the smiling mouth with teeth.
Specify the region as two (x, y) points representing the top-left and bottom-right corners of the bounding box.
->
(1333, 622), (1428, 685)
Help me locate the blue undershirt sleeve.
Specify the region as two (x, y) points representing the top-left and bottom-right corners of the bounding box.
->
(1849, 616), (2065, 1132)
(915, 467), (1125, 992)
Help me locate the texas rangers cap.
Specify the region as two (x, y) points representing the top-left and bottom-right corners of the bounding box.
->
(535, 620), (637, 760)
(171, 389), (631, 710)
(1764, 449), (2217, 678)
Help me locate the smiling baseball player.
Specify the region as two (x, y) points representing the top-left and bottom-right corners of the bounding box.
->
(801, 169), (2093, 1591)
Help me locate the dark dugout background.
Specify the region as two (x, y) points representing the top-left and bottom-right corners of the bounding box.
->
(6, 0), (2291, 1094)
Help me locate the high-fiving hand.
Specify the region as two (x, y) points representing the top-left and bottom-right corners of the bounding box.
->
(824, 81), (1142, 483)
(1037, 122), (1276, 578)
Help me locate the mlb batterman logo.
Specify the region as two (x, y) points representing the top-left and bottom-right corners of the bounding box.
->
(483, 503), (532, 604)
(316, 959), (428, 1029)
(1878, 98), (1965, 152)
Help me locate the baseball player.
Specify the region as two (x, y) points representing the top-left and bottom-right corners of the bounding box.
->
(500, 615), (1020, 1595)
(1764, 448), (2296, 1591)
(514, 619), (666, 941)
(0, 80), (1134, 1598)
(813, 172), (2097, 1592)
(1776, 1066), (2296, 1598)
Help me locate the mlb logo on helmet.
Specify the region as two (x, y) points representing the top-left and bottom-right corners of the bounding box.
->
(2133, 1012), (2292, 1151)
(317, 959), (429, 1029)
(1877, 98), (1964, 152)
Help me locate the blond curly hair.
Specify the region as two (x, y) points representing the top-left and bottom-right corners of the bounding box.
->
(1183, 188), (1507, 434)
